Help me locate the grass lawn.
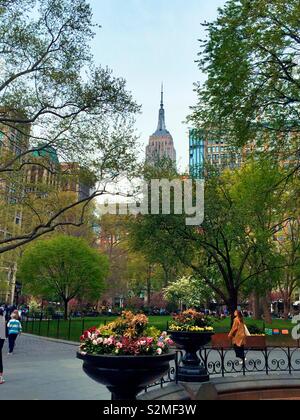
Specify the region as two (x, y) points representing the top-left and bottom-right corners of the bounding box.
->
(22, 316), (173, 343)
(22, 316), (299, 347)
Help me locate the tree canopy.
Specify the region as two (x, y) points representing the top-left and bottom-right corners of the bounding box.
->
(189, 0), (300, 171)
(0, 0), (139, 254)
(19, 235), (109, 318)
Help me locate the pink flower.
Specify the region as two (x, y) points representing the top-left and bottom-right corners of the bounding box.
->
(107, 337), (114, 346)
(157, 342), (165, 348)
(116, 342), (123, 349)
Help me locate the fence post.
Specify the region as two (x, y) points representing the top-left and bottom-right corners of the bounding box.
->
(32, 317), (35, 334)
(264, 348), (269, 375)
(288, 347), (292, 375)
(68, 319), (72, 341)
(38, 318), (42, 336)
(56, 318), (60, 339)
(221, 348), (225, 378)
(175, 351), (180, 385)
(81, 319), (85, 335)
(47, 319), (50, 337)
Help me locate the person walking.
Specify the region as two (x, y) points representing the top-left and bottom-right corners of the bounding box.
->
(7, 312), (22, 355)
(12, 309), (21, 321)
(0, 308), (6, 384)
(228, 310), (249, 364)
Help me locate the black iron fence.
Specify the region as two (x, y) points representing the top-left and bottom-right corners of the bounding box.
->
(145, 347), (300, 392)
(22, 316), (170, 342)
(22, 317), (113, 342)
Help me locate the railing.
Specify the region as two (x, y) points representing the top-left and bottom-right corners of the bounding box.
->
(22, 316), (170, 342)
(145, 347), (300, 392)
(22, 317), (112, 342)
(203, 347), (300, 376)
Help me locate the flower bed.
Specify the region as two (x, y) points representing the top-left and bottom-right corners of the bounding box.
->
(168, 309), (214, 333)
(79, 311), (173, 357)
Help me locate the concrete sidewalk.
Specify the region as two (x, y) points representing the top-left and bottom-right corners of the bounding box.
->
(0, 334), (110, 400)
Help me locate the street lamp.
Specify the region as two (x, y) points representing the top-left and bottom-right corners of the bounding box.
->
(14, 282), (22, 306)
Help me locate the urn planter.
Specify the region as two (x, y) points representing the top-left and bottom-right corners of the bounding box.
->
(77, 352), (176, 400)
(167, 331), (214, 383)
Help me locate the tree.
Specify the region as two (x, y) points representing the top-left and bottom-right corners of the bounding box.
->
(164, 276), (214, 311)
(127, 159), (188, 288)
(189, 0), (300, 172)
(0, 0), (139, 254)
(129, 158), (291, 320)
(97, 214), (167, 308)
(275, 179), (300, 318)
(19, 235), (109, 319)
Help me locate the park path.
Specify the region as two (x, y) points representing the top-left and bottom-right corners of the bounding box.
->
(0, 334), (110, 400)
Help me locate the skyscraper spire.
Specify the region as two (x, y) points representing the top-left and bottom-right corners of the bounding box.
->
(146, 82), (177, 166)
(157, 83), (166, 132)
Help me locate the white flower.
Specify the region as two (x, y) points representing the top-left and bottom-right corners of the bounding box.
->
(156, 348), (163, 355)
(92, 340), (98, 346)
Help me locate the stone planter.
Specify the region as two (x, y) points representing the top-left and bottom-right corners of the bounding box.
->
(246, 335), (266, 349)
(211, 333), (232, 349)
(77, 352), (176, 400)
(167, 331), (214, 383)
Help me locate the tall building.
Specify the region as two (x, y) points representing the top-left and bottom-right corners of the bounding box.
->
(189, 128), (242, 178)
(0, 115), (30, 304)
(189, 129), (205, 179)
(146, 86), (176, 166)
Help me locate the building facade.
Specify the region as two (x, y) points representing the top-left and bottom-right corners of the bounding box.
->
(146, 87), (176, 166)
(189, 129), (205, 179)
(189, 128), (243, 178)
(0, 118), (30, 304)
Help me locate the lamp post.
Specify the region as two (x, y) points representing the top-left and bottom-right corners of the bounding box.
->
(14, 282), (22, 307)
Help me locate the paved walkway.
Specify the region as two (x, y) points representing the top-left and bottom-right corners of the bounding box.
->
(0, 334), (110, 400)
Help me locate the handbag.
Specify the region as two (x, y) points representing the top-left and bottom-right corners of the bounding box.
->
(244, 324), (251, 337)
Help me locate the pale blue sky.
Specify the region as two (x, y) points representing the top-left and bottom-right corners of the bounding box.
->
(89, 0), (226, 171)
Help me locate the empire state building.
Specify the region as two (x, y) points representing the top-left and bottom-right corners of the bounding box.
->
(146, 87), (177, 166)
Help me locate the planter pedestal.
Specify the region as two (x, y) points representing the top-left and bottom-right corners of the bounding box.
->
(168, 331), (214, 383)
(77, 352), (175, 400)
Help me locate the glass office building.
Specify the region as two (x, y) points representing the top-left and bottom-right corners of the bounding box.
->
(189, 129), (205, 179)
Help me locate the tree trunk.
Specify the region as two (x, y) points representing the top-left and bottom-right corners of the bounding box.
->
(261, 295), (272, 324)
(252, 291), (261, 320)
(228, 292), (238, 326)
(283, 299), (291, 321)
(63, 299), (69, 320)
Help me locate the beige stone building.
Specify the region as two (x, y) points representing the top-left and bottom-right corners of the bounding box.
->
(146, 87), (176, 166)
